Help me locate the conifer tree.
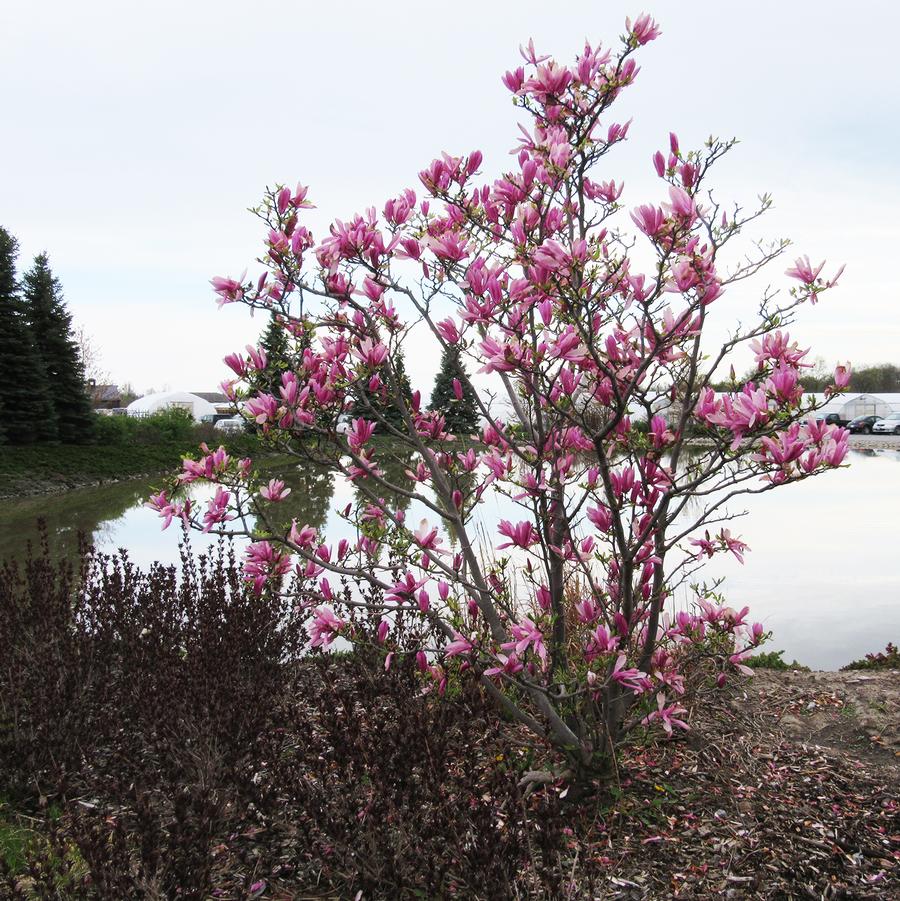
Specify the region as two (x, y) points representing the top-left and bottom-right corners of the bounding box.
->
(351, 346), (413, 432)
(23, 253), (95, 443)
(255, 313), (292, 396)
(0, 228), (57, 444)
(429, 346), (480, 436)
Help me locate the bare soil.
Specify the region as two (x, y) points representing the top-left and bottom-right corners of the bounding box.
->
(591, 669), (900, 899)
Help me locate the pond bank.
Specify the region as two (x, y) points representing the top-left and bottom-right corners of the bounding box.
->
(0, 442), (289, 500)
(0, 444), (208, 500)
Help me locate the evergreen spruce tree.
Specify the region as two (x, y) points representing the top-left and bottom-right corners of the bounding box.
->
(352, 346), (413, 431)
(0, 228), (57, 444)
(429, 346), (480, 436)
(23, 252), (95, 443)
(255, 313), (292, 396)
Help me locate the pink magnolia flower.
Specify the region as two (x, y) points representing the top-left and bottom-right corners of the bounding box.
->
(720, 529), (749, 563)
(223, 352), (247, 377)
(428, 231), (470, 262)
(653, 150), (666, 177)
(641, 693), (689, 736)
(414, 518), (448, 555)
(210, 273), (245, 306)
(484, 652), (525, 678)
(502, 617), (548, 668)
(246, 344), (268, 371)
(179, 445), (230, 484)
(502, 66), (525, 93)
(833, 362), (851, 390)
(750, 331), (809, 368)
(586, 504), (612, 532)
(202, 486), (233, 532)
(289, 520), (317, 548)
(631, 204), (665, 237)
(664, 185), (696, 223)
(243, 540), (292, 594)
(649, 414), (674, 449)
(729, 650), (755, 677)
(347, 417), (376, 450)
(611, 654), (650, 693)
(757, 427), (806, 467)
(245, 394), (279, 426)
(260, 478), (291, 502)
(496, 519), (540, 549)
(785, 255), (824, 284)
(353, 338), (388, 369)
(444, 632), (474, 658)
(309, 606), (345, 649)
(436, 317), (460, 344)
(626, 13), (662, 45)
(519, 37), (551, 65)
(145, 490), (189, 531)
(385, 571), (428, 604)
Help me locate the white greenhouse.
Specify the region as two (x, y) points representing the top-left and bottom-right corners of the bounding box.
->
(804, 392), (900, 420)
(125, 391), (218, 422)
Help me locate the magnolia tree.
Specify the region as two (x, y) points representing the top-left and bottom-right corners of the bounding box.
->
(151, 14), (848, 778)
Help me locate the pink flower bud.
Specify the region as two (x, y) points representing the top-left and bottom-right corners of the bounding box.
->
(653, 151), (665, 177)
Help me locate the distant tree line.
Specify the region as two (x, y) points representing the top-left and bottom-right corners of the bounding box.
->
(0, 226), (94, 445)
(711, 361), (900, 395)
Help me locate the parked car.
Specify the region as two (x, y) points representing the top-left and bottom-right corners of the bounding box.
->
(214, 416), (246, 433)
(847, 415), (882, 434)
(872, 412), (900, 435)
(815, 412), (849, 427)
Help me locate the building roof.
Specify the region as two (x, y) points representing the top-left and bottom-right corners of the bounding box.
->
(92, 384), (121, 401)
(192, 391), (230, 404)
(126, 391), (218, 419)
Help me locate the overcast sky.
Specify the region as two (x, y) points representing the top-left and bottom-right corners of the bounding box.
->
(2, 0), (898, 395)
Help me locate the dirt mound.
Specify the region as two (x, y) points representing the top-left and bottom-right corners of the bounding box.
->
(748, 669), (900, 776)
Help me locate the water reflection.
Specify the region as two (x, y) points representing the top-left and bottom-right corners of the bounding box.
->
(262, 460), (336, 534)
(0, 479), (151, 564)
(0, 447), (897, 670)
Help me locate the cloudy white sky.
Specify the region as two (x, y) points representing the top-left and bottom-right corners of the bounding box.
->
(2, 0), (898, 395)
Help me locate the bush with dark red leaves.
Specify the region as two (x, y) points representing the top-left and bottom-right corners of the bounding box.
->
(0, 533), (573, 899)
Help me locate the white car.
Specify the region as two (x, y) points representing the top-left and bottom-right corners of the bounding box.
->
(872, 412), (900, 435)
(214, 416), (246, 433)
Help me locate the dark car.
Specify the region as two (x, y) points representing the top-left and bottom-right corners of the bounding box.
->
(815, 412), (849, 427)
(847, 414), (882, 435)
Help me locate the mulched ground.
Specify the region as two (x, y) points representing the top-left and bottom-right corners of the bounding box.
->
(567, 669), (899, 899)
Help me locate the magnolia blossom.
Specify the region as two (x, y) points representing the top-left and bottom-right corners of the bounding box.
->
(243, 541), (292, 594)
(260, 478), (291, 502)
(309, 606), (345, 649)
(502, 617), (548, 668)
(641, 694), (689, 736)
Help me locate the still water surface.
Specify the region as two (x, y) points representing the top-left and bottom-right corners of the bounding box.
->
(1, 448), (897, 670)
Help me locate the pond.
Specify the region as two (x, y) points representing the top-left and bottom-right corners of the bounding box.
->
(1, 447), (897, 671)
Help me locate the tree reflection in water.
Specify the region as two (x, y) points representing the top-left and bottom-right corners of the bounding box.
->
(0, 479), (151, 565)
(258, 460), (336, 535)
